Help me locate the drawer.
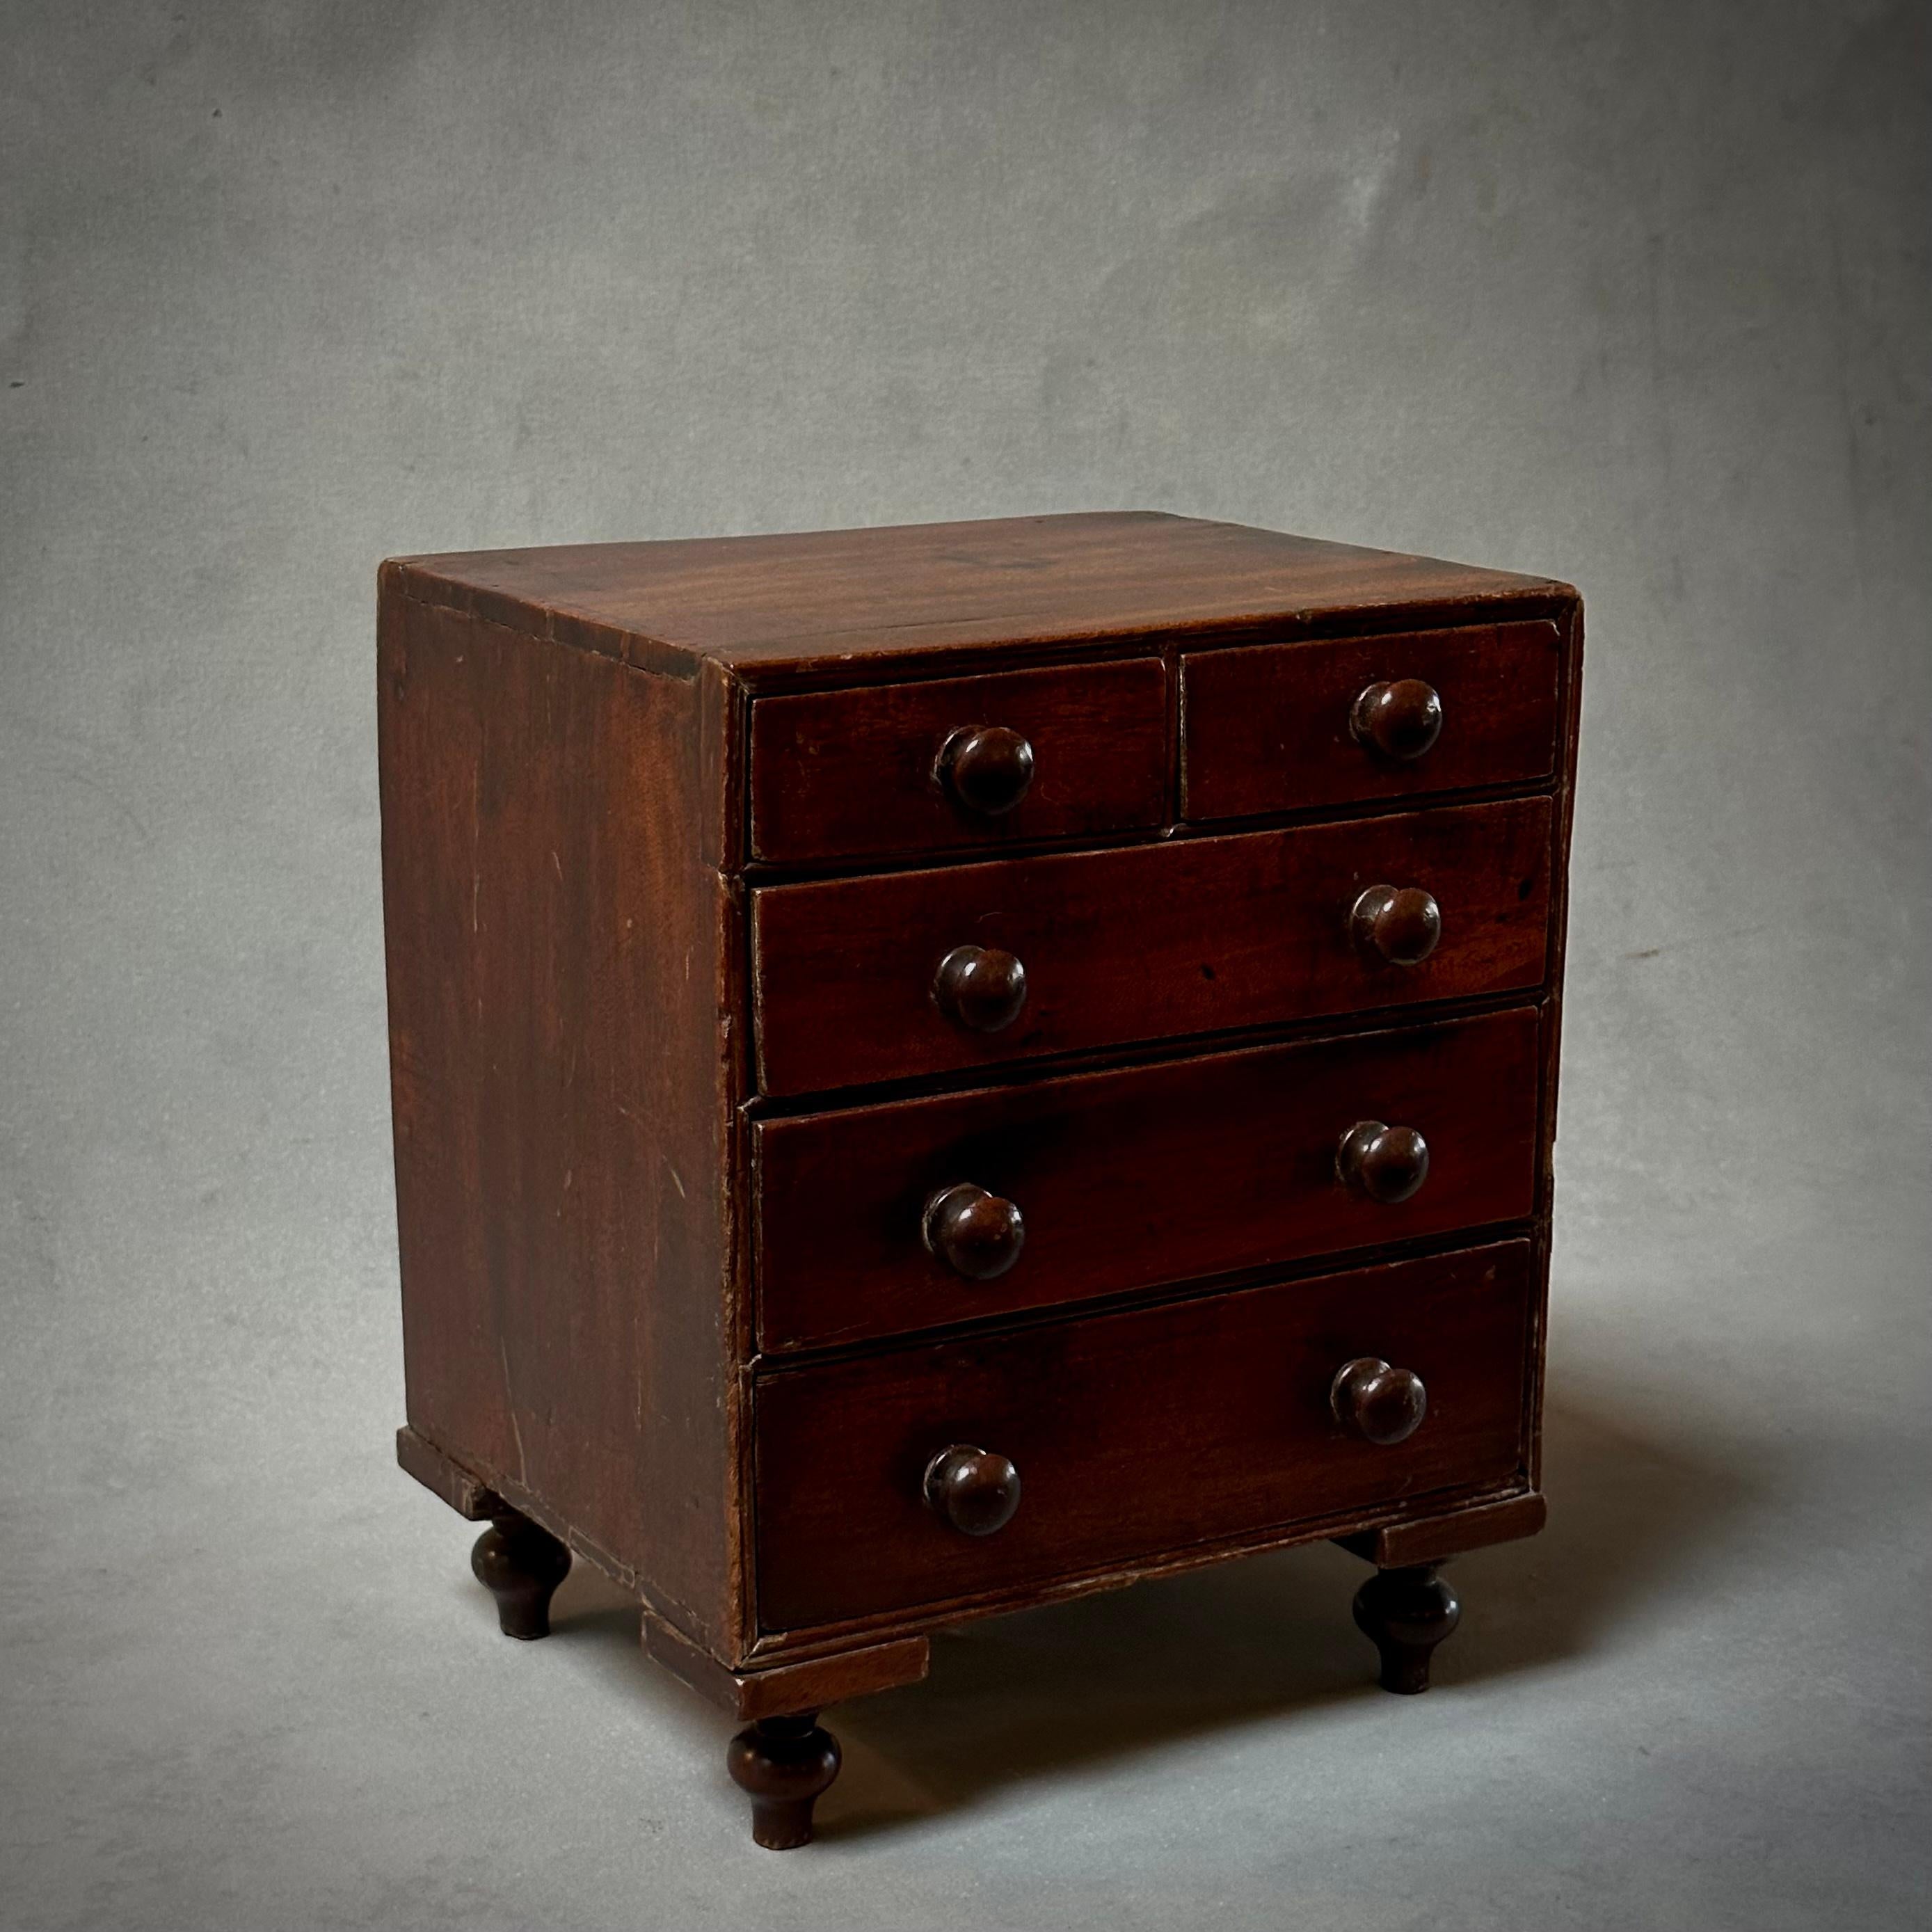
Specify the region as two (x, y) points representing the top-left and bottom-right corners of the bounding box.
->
(749, 657), (1168, 864)
(1182, 620), (1561, 822)
(751, 795), (1551, 1096)
(755, 1240), (1533, 1631)
(756, 1007), (1540, 1351)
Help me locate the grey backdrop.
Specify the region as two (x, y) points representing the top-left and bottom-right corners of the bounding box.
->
(3, 3), (1927, 1928)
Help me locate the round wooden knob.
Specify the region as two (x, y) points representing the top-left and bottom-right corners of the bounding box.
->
(1350, 679), (1443, 761)
(923, 1444), (1022, 1535)
(1331, 1357), (1428, 1445)
(938, 726), (1035, 816)
(923, 1183), (1025, 1279)
(1350, 884), (1442, 966)
(1336, 1120), (1430, 1204)
(933, 945), (1028, 1032)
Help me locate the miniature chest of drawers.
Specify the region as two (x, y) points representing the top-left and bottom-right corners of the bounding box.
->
(379, 511), (1582, 1848)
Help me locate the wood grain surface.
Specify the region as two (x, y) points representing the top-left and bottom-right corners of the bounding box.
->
(754, 1241), (1533, 1629)
(755, 1006), (1541, 1350)
(751, 797), (1552, 1096)
(379, 584), (747, 1654)
(749, 655), (1167, 863)
(392, 512), (1574, 680)
(1182, 619), (1562, 820)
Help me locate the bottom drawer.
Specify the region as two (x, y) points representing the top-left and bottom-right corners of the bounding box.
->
(755, 1240), (1533, 1631)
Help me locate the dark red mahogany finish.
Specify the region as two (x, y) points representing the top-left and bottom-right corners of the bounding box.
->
(1183, 618), (1560, 820)
(1351, 678), (1445, 763)
(754, 1007), (1539, 1352)
(923, 1446), (1025, 1537)
(380, 512), (1581, 1847)
(751, 797), (1551, 1096)
(751, 656), (1166, 863)
(753, 1243), (1531, 1629)
(727, 1714), (841, 1849)
(471, 1508), (572, 1639)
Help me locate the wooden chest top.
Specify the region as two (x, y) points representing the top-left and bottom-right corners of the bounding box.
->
(385, 511), (1574, 677)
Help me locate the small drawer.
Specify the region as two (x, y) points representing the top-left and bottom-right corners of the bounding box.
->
(756, 1007), (1540, 1351)
(750, 795), (1551, 1096)
(1181, 620), (1561, 822)
(748, 657), (1168, 864)
(754, 1240), (1532, 1631)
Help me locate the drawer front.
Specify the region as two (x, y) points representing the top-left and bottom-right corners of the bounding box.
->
(756, 1007), (1540, 1351)
(749, 657), (1168, 864)
(1182, 620), (1561, 822)
(756, 1240), (1532, 1631)
(751, 795), (1551, 1096)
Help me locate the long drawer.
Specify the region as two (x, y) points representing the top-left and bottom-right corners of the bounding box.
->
(754, 1240), (1533, 1631)
(751, 796), (1551, 1096)
(755, 1007), (1540, 1352)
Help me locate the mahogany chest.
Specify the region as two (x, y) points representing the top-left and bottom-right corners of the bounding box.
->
(378, 511), (1582, 1846)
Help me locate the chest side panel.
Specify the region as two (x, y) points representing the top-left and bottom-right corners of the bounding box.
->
(378, 583), (745, 1652)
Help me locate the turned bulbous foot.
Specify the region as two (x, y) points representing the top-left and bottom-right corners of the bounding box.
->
(470, 1510), (571, 1639)
(1352, 1561), (1462, 1694)
(726, 1712), (841, 1849)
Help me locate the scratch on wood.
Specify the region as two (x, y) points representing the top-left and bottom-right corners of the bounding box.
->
(470, 764), (481, 933)
(499, 1334), (527, 1485)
